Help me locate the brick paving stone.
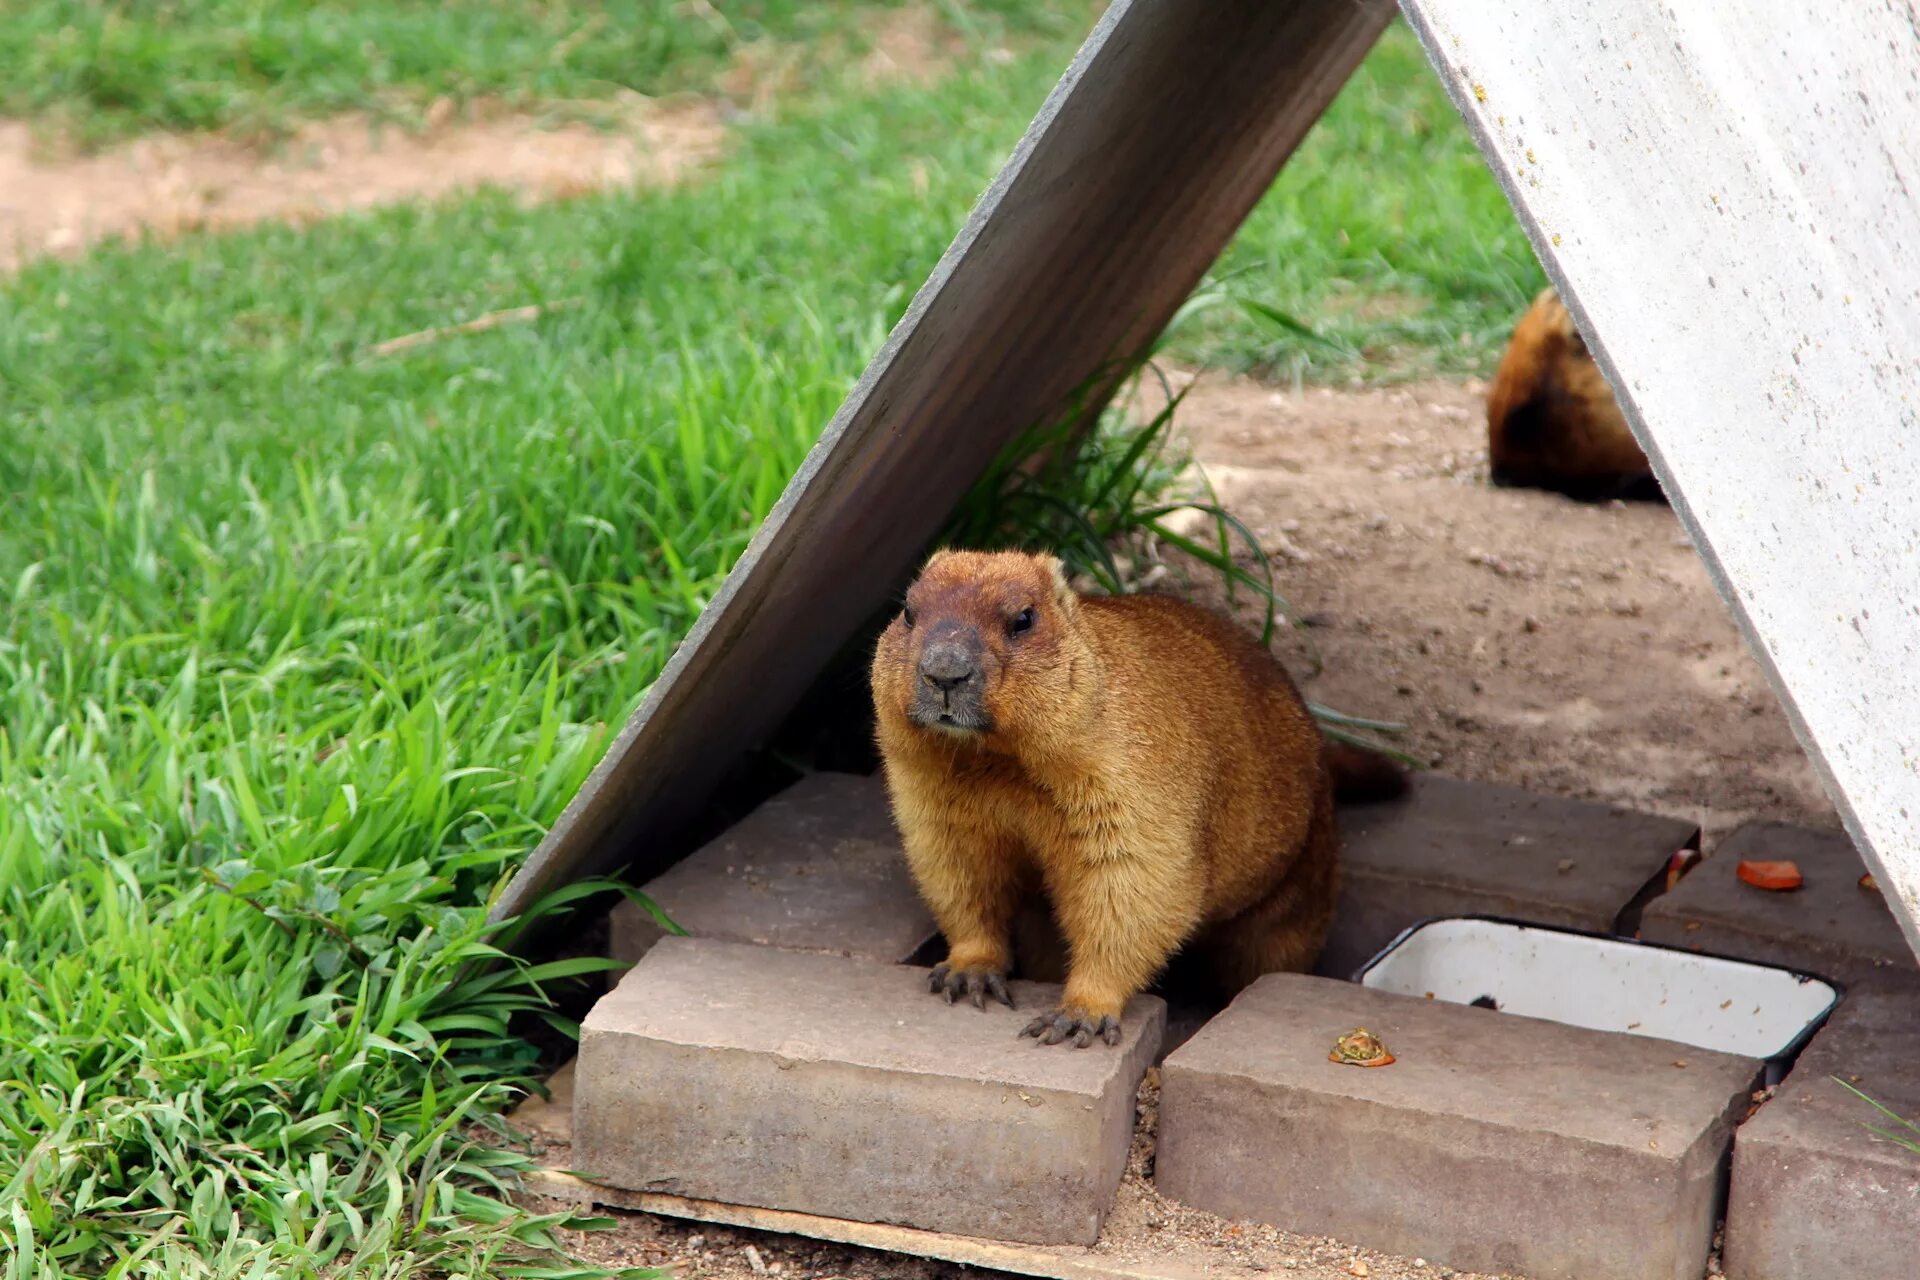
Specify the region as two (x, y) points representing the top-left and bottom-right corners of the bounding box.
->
(576, 936), (1165, 1246)
(1318, 774), (1698, 980)
(1157, 971), (1761, 1280)
(1640, 820), (1919, 982)
(1723, 974), (1920, 1279)
(609, 771), (938, 968)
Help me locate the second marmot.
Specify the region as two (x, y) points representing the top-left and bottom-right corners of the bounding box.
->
(871, 548), (1403, 1048)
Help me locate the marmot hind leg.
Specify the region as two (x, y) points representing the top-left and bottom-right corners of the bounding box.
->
(1192, 786), (1341, 998)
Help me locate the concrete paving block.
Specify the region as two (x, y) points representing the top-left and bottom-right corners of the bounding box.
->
(1723, 975), (1920, 1280)
(609, 771), (938, 968)
(1641, 820), (1918, 982)
(1319, 774), (1698, 981)
(575, 935), (1165, 1246)
(1156, 972), (1762, 1280)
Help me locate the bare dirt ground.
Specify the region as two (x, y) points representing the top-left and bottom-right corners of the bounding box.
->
(0, 102), (727, 269)
(1154, 370), (1836, 852)
(0, 3), (974, 270)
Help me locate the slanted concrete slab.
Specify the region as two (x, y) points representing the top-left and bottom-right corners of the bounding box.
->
(1318, 774), (1697, 980)
(1156, 972), (1761, 1280)
(1641, 820), (1918, 982)
(608, 771), (937, 968)
(575, 936), (1165, 1246)
(1723, 975), (1920, 1279)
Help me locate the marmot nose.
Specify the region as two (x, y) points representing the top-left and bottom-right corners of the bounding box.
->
(919, 643), (977, 693)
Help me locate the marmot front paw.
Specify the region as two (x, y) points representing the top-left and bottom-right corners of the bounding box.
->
(1020, 1006), (1121, 1048)
(928, 962), (1015, 1010)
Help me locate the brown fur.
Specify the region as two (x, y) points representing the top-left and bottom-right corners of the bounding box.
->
(1486, 287), (1662, 502)
(870, 548), (1394, 1046)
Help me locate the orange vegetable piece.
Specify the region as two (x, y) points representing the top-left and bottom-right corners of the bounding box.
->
(1737, 859), (1804, 891)
(1663, 848), (1700, 891)
(1329, 1028), (1395, 1067)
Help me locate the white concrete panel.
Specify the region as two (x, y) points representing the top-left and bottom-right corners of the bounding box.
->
(1398, 0), (1920, 960)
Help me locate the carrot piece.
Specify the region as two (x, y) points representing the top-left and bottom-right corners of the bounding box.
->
(1737, 858), (1803, 891)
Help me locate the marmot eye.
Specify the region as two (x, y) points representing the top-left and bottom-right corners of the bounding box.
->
(1009, 607), (1036, 635)
(902, 606), (916, 630)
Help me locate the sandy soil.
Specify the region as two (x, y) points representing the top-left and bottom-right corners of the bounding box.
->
(1150, 371), (1836, 852)
(0, 3), (980, 271)
(0, 101), (727, 269)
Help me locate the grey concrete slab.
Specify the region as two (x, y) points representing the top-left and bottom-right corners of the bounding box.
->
(609, 771), (937, 968)
(1319, 774), (1698, 980)
(575, 936), (1165, 1246)
(1723, 975), (1920, 1279)
(1157, 972), (1761, 1280)
(1641, 820), (1918, 982)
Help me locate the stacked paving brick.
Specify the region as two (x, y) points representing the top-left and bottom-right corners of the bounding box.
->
(1634, 819), (1920, 1279)
(608, 771), (938, 967)
(1722, 973), (1920, 1279)
(1317, 774), (1697, 980)
(576, 765), (1917, 1270)
(577, 936), (1164, 1244)
(1156, 972), (1762, 1280)
(1640, 819), (1919, 982)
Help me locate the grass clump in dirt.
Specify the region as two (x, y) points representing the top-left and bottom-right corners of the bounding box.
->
(945, 350), (1410, 761)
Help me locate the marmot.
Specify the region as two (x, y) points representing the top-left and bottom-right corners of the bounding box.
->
(870, 548), (1405, 1048)
(1486, 287), (1663, 502)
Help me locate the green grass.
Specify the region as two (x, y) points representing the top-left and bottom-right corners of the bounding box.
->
(1182, 21), (1546, 382)
(0, 31), (1095, 1277)
(1836, 1079), (1920, 1155)
(0, 0), (1078, 145)
(0, 9), (1535, 1274)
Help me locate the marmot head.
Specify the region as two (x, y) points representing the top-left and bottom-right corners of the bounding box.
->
(871, 548), (1081, 742)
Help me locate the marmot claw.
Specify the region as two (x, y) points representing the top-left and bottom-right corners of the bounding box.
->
(928, 963), (1015, 1010)
(1020, 1008), (1121, 1048)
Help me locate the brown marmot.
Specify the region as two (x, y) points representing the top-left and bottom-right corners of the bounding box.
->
(1486, 286), (1663, 502)
(870, 548), (1404, 1048)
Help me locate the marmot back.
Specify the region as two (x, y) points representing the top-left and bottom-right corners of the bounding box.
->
(1487, 287), (1662, 502)
(870, 548), (1401, 1047)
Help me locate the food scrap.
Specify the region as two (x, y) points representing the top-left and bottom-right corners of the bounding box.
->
(1737, 858), (1803, 892)
(1663, 847), (1701, 891)
(1330, 1028), (1395, 1068)
(1860, 872), (1880, 895)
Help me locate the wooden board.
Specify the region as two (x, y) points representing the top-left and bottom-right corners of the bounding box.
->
(491, 0), (1395, 923)
(524, 1171), (1215, 1280)
(506, 1063), (1178, 1280)
(1396, 0), (1920, 961)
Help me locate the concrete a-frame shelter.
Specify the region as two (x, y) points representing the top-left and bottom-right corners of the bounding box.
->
(493, 0), (1920, 966)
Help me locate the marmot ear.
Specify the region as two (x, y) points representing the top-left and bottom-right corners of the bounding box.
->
(1039, 554), (1076, 610)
